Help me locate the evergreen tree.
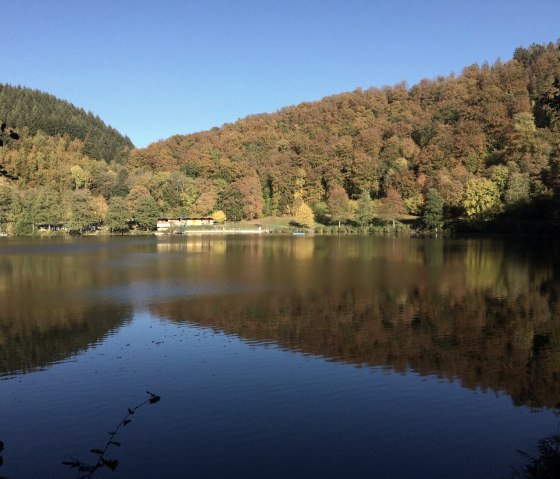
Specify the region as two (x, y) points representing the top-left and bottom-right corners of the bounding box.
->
(423, 188), (444, 230)
(0, 83), (134, 162)
(217, 186), (244, 221)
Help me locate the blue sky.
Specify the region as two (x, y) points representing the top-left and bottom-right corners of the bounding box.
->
(3, 0), (560, 147)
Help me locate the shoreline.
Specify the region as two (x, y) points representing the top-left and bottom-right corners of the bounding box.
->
(155, 228), (270, 235)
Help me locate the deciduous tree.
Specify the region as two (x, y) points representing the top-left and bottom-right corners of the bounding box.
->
(379, 189), (407, 226)
(133, 194), (159, 230)
(504, 172), (530, 204)
(328, 185), (350, 228)
(106, 197), (130, 234)
(355, 192), (376, 226)
(463, 178), (500, 218)
(64, 189), (99, 233)
(293, 200), (314, 228)
(212, 210), (226, 224)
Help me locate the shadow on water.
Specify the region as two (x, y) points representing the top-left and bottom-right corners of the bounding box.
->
(507, 425), (560, 478)
(0, 439), (4, 479)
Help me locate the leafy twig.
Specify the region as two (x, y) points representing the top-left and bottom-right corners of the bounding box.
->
(62, 391), (161, 478)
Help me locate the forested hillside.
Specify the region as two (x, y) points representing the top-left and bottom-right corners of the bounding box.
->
(129, 40), (560, 229)
(0, 86), (133, 235)
(1, 41), (560, 235)
(0, 84), (133, 163)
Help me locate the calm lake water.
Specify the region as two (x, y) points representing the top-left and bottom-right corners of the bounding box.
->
(0, 235), (559, 478)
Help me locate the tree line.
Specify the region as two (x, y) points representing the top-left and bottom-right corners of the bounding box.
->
(1, 41), (560, 234)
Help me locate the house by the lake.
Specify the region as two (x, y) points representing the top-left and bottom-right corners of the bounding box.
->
(156, 217), (215, 233)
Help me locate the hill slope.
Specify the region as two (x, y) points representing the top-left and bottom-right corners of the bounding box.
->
(0, 84), (134, 163)
(129, 41), (560, 227)
(1, 41), (560, 235)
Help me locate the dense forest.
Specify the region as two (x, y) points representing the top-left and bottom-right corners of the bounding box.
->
(0, 84), (133, 163)
(1, 41), (560, 234)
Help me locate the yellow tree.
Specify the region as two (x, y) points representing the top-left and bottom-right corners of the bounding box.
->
(70, 164), (91, 189)
(293, 201), (314, 228)
(212, 210), (226, 224)
(463, 178), (500, 219)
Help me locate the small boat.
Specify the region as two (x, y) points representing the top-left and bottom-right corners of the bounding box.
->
(292, 232), (305, 236)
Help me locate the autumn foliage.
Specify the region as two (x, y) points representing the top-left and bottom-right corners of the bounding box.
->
(2, 41), (560, 233)
(124, 41), (560, 229)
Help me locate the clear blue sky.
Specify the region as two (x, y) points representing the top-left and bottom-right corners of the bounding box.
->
(3, 0), (560, 147)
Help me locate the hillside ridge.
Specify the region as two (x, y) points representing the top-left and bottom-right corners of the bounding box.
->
(0, 84), (133, 163)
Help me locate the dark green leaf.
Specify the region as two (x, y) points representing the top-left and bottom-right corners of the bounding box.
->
(102, 458), (119, 471)
(90, 448), (104, 455)
(123, 419), (131, 426)
(62, 459), (81, 468)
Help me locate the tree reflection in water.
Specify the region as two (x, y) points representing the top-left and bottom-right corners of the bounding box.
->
(1, 236), (560, 477)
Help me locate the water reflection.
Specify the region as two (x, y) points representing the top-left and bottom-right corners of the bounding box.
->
(0, 239), (133, 375)
(146, 237), (560, 409)
(1, 236), (559, 410)
(0, 302), (132, 376)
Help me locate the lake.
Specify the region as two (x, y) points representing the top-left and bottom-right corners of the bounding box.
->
(0, 235), (558, 478)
